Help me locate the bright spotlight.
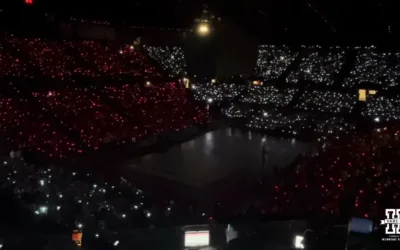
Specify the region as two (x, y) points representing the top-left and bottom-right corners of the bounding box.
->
(197, 23), (210, 35)
(294, 235), (304, 249)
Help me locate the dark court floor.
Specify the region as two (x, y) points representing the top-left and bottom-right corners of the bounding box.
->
(127, 128), (312, 188)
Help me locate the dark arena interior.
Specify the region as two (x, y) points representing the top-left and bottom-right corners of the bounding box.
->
(0, 1), (399, 249)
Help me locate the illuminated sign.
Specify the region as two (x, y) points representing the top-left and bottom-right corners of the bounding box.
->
(184, 230), (210, 248)
(358, 89), (366, 101)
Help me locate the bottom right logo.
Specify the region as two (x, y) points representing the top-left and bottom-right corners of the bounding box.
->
(380, 209), (400, 241)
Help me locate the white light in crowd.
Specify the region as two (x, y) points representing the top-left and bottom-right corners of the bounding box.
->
(39, 179), (45, 186)
(72, 172), (76, 176)
(95, 234), (99, 238)
(146, 212), (151, 218)
(57, 206), (61, 211)
(77, 223), (83, 229)
(134, 205), (138, 210)
(39, 206), (48, 214)
(374, 117), (380, 122)
(4, 161), (7, 165)
(146, 81), (151, 86)
(113, 240), (119, 246)
(294, 235), (305, 249)
(122, 214), (126, 218)
(191, 84), (196, 89)
(130, 45), (134, 50)
(167, 207), (171, 211)
(263, 112), (268, 117)
(119, 50), (123, 54)
(93, 184), (97, 188)
(207, 98), (213, 103)
(59, 194), (63, 198)
(197, 23), (210, 35)
(0, 243), (3, 249)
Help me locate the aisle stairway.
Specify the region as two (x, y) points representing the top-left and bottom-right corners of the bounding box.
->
(333, 49), (357, 88)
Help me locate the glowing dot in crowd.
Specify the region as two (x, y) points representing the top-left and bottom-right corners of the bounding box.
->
(39, 206), (48, 214)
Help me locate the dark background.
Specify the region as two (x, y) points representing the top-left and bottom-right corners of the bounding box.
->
(1, 0), (398, 77)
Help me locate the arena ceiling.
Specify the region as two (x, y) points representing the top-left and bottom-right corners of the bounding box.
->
(3, 0), (399, 44)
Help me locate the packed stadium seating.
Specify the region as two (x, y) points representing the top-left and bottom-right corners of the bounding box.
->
(0, 34), (209, 158)
(343, 48), (400, 90)
(1, 34), (400, 246)
(240, 85), (297, 106)
(3, 34), (161, 79)
(144, 45), (187, 77)
(286, 49), (345, 85)
(256, 45), (298, 80)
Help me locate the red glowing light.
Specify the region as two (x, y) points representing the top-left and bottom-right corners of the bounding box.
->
(25, 0), (33, 4)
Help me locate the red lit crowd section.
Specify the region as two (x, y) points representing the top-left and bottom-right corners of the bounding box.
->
(0, 34), (209, 158)
(3, 34), (160, 79)
(258, 127), (400, 220)
(0, 97), (80, 158)
(0, 42), (29, 77)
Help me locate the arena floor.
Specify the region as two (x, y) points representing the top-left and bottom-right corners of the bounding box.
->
(126, 128), (312, 188)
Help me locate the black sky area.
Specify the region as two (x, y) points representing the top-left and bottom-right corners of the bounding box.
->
(1, 0), (399, 44)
